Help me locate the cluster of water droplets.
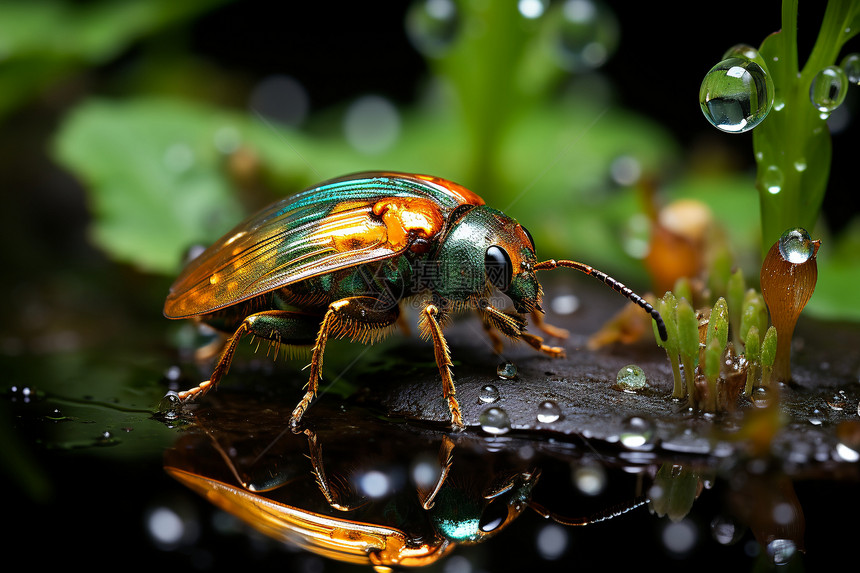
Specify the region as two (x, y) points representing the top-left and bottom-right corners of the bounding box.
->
(699, 44), (775, 133)
(477, 365), (567, 434)
(405, 0), (618, 73)
(701, 44), (860, 133)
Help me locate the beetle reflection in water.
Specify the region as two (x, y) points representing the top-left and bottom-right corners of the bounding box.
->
(163, 401), (647, 569)
(164, 172), (667, 431)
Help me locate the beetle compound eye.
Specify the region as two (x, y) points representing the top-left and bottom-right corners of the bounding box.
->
(478, 498), (509, 533)
(521, 226), (536, 252)
(485, 246), (513, 292)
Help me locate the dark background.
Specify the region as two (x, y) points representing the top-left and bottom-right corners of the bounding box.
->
(4, 2), (858, 572)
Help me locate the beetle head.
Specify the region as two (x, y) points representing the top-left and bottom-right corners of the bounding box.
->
(428, 469), (539, 544)
(433, 206), (542, 314)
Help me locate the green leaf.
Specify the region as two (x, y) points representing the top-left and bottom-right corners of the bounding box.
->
(0, 0), (226, 121)
(53, 98), (248, 274)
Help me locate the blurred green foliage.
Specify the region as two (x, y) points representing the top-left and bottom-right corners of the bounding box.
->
(51, 0), (680, 280)
(0, 0), (227, 120)
(1, 0), (853, 319)
(753, 0), (859, 251)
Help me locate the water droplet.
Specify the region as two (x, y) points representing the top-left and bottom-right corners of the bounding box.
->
(405, 0), (458, 57)
(836, 441), (860, 462)
(700, 57), (774, 133)
(536, 400), (561, 423)
(343, 95), (400, 155)
(158, 391), (182, 418)
(761, 164), (783, 195)
(793, 159), (807, 172)
(163, 142), (194, 173)
(479, 384), (500, 404)
(827, 390), (847, 410)
(662, 519), (698, 556)
(479, 406), (511, 435)
(749, 387), (772, 408)
(616, 364), (647, 390)
(249, 74), (309, 127)
(572, 463), (606, 495)
(841, 53), (860, 84)
(767, 538), (798, 565)
(358, 470), (392, 498)
(772, 98), (785, 111)
(711, 515), (744, 545)
(609, 154), (641, 186)
(550, 293), (579, 315)
(722, 44), (764, 66)
(411, 455), (441, 489)
(778, 227), (815, 264)
(809, 65), (848, 113)
(518, 0), (547, 19)
(497, 361), (518, 380)
(808, 406), (827, 426)
(535, 523), (568, 560)
(552, 0), (619, 72)
(620, 415), (655, 449)
(213, 126), (241, 154)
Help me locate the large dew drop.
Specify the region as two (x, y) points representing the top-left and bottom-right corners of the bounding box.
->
(809, 65), (848, 113)
(699, 57), (774, 133)
(778, 227), (816, 264)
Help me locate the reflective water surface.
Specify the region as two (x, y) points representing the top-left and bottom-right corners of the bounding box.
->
(6, 281), (860, 571)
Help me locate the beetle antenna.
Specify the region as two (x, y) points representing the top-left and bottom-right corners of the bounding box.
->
(534, 259), (668, 342)
(527, 496), (649, 526)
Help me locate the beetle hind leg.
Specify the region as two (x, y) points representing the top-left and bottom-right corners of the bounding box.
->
(178, 310), (320, 403)
(178, 321), (250, 403)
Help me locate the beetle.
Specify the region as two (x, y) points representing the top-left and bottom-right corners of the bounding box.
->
(164, 171), (667, 431)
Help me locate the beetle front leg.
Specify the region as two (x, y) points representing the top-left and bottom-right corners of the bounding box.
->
(530, 309), (570, 340)
(480, 301), (565, 358)
(290, 297), (399, 432)
(419, 302), (464, 431)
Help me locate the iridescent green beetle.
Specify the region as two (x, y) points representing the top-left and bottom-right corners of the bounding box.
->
(164, 172), (667, 430)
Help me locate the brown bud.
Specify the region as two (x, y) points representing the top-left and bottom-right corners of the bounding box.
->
(759, 228), (820, 382)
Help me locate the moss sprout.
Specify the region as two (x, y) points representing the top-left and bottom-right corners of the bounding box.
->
(743, 326), (761, 395)
(676, 297), (699, 403)
(727, 269), (746, 347)
(653, 292), (683, 398)
(655, 282), (782, 412)
(760, 325), (778, 388)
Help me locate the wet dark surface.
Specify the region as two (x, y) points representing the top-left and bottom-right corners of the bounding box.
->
(5, 278), (860, 571)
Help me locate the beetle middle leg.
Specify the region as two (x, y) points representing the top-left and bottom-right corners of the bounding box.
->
(290, 297), (399, 431)
(419, 302), (465, 431)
